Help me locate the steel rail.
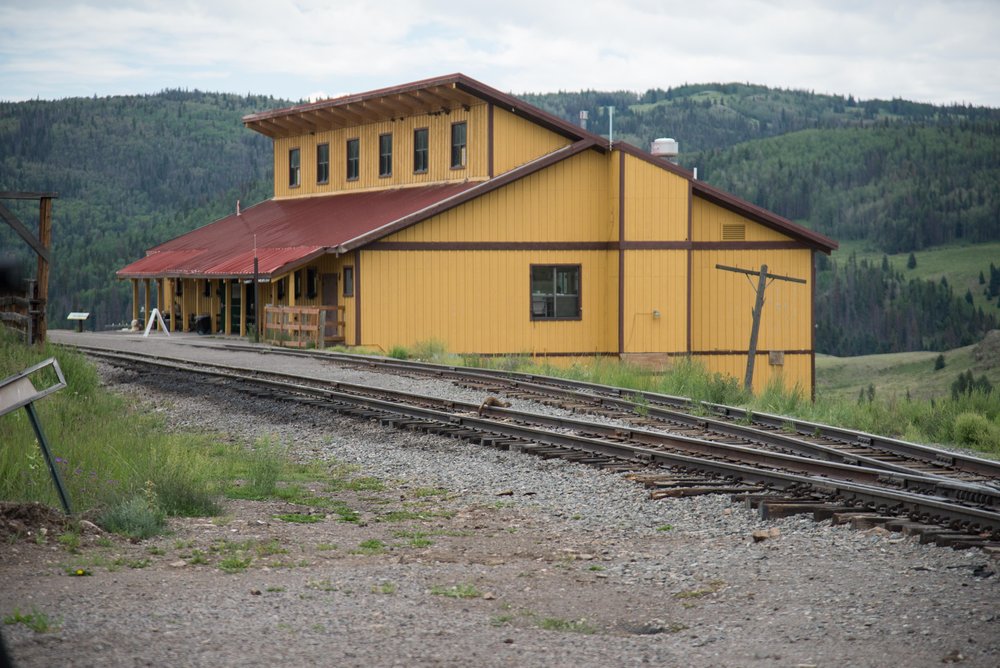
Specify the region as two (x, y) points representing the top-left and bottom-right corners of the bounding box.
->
(69, 340), (1000, 484)
(176, 340), (1000, 481)
(82, 347), (1000, 534)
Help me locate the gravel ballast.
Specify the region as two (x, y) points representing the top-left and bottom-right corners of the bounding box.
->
(1, 331), (998, 666)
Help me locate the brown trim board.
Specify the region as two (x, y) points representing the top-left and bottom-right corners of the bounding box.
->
(691, 350), (812, 356)
(811, 252), (816, 401)
(366, 241), (614, 251)
(354, 250), (362, 346)
(487, 103), (494, 179)
(363, 241), (805, 252)
(686, 179), (693, 354)
(618, 150), (625, 357)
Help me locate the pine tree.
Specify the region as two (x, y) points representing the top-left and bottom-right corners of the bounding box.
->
(907, 253), (917, 270)
(934, 353), (945, 370)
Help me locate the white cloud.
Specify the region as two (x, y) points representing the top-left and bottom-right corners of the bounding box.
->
(1, 0), (998, 106)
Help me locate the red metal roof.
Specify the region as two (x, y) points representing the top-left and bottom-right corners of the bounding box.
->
(117, 183), (478, 279)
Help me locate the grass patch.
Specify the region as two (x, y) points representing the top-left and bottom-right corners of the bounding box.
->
(372, 582), (398, 594)
(674, 579), (727, 599)
(353, 539), (386, 555)
(327, 476), (385, 493)
(218, 554), (252, 573)
(411, 487), (449, 498)
(430, 583), (481, 599)
(274, 513), (324, 524)
(537, 617), (596, 634)
(3, 608), (59, 633)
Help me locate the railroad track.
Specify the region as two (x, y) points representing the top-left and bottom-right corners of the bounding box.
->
(67, 342), (1000, 549)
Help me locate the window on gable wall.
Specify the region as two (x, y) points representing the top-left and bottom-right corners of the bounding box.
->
(316, 143), (329, 184)
(289, 148), (300, 187)
(343, 266), (354, 297)
(379, 133), (393, 177)
(530, 265), (581, 320)
(294, 270), (302, 299)
(306, 268), (318, 298)
(413, 128), (428, 173)
(451, 121), (467, 168)
(346, 138), (359, 181)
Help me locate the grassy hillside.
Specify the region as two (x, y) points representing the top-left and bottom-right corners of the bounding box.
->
(834, 241), (1000, 314)
(817, 336), (1000, 403)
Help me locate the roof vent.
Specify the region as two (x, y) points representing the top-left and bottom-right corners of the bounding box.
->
(650, 137), (679, 163)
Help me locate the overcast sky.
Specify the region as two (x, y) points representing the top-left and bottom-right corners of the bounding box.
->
(2, 0), (998, 107)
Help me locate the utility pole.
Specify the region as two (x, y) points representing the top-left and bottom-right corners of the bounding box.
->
(715, 263), (807, 392)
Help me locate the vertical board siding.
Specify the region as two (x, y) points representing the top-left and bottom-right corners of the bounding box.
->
(690, 248), (812, 351)
(691, 198), (789, 242)
(622, 250), (687, 353)
(384, 151), (611, 243)
(697, 353), (812, 395)
(360, 250), (614, 354)
(623, 155), (689, 242)
(492, 108), (573, 174)
(272, 104), (488, 198)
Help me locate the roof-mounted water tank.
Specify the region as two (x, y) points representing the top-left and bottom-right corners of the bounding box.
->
(650, 137), (679, 163)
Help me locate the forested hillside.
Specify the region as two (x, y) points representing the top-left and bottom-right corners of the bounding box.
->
(1, 83), (997, 357)
(0, 91), (281, 326)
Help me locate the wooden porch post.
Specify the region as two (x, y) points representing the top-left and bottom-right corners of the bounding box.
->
(36, 197), (52, 343)
(143, 279), (151, 327)
(131, 279), (139, 324)
(224, 280), (232, 335)
(240, 281), (247, 337)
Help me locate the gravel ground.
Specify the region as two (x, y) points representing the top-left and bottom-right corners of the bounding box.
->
(1, 331), (998, 667)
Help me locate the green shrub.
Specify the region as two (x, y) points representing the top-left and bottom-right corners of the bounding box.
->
(236, 438), (284, 499)
(97, 491), (166, 540)
(953, 412), (1000, 450)
(409, 338), (448, 362)
(388, 345), (409, 360)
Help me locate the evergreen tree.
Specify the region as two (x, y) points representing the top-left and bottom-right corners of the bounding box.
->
(934, 354), (945, 370)
(907, 253), (917, 269)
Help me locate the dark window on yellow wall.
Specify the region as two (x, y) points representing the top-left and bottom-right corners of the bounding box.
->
(294, 270), (302, 299)
(343, 266), (354, 297)
(316, 143), (329, 184)
(346, 138), (359, 181)
(175, 279), (183, 296)
(277, 277), (287, 300)
(379, 133), (392, 177)
(203, 280), (211, 298)
(306, 267), (318, 298)
(530, 265), (581, 320)
(413, 128), (428, 173)
(451, 121), (467, 168)
(289, 148), (300, 187)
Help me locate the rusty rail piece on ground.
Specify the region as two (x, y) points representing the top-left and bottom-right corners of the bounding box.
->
(68, 345), (1000, 542)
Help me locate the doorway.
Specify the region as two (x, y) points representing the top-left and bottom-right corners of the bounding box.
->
(322, 273), (338, 339)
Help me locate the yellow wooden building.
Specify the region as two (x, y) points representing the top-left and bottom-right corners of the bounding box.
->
(118, 74), (836, 394)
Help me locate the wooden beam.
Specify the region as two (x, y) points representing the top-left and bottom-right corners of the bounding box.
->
(0, 191), (59, 199)
(35, 197), (52, 343)
(0, 201), (51, 264)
